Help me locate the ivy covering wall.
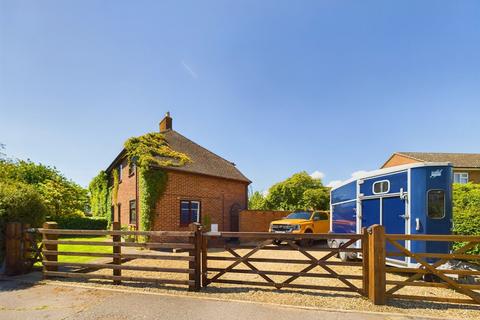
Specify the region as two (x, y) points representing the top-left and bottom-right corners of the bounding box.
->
(89, 132), (190, 231)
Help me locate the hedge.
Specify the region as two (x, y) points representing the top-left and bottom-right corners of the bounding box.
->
(0, 180), (47, 265)
(49, 216), (108, 230)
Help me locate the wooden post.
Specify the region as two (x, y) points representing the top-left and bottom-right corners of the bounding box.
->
(22, 223), (31, 273)
(201, 235), (208, 287)
(368, 224), (386, 305)
(112, 222), (121, 285)
(189, 223), (202, 291)
(42, 222), (58, 278)
(361, 227), (369, 297)
(5, 222), (23, 275)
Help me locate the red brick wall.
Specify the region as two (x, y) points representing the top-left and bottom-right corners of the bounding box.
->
(113, 158), (138, 227)
(152, 170), (248, 232)
(239, 210), (291, 232)
(382, 154), (420, 168)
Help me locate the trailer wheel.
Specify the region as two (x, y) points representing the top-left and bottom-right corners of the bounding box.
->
(300, 230), (314, 247)
(338, 243), (349, 262)
(331, 240), (340, 258)
(422, 273), (435, 282)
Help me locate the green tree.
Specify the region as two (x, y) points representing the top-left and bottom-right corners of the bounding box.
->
(38, 178), (88, 217)
(88, 171), (110, 218)
(0, 159), (88, 217)
(264, 171), (330, 210)
(248, 191), (267, 210)
(302, 188), (330, 210)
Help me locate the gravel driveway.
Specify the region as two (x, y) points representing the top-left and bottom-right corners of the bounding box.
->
(25, 246), (480, 319)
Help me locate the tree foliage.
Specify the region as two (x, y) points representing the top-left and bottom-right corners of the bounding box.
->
(452, 183), (480, 254)
(0, 180), (48, 263)
(248, 191), (267, 210)
(249, 172), (330, 211)
(88, 171), (110, 219)
(0, 159), (88, 217)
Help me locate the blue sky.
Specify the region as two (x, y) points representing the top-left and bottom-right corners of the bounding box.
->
(1, 1), (480, 192)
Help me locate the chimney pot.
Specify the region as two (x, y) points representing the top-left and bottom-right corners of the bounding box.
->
(159, 112), (173, 132)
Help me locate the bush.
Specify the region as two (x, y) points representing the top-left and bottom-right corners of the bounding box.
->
(50, 216), (108, 230)
(452, 183), (480, 254)
(0, 181), (48, 264)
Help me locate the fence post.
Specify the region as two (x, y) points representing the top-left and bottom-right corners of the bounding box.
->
(368, 224), (386, 305)
(42, 222), (58, 278)
(22, 223), (31, 272)
(361, 227), (369, 297)
(201, 234), (208, 287)
(112, 222), (121, 285)
(5, 222), (23, 275)
(189, 223), (202, 291)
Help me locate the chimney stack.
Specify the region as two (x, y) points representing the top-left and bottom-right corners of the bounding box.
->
(159, 112), (172, 132)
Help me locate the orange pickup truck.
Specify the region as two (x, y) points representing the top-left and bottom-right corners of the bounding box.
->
(268, 210), (330, 245)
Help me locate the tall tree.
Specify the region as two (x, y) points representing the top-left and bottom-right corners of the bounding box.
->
(264, 171), (330, 211)
(248, 191), (267, 210)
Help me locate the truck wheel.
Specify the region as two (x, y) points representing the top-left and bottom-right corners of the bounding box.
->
(300, 230), (313, 247)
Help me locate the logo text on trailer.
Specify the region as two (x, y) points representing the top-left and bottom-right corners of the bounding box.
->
(430, 169), (443, 178)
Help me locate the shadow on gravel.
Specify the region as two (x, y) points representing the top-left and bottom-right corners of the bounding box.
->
(386, 298), (480, 313)
(0, 271), (43, 292)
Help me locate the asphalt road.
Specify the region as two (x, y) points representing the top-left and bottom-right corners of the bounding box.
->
(0, 279), (439, 320)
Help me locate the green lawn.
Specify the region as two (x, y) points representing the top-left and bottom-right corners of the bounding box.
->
(37, 236), (113, 265)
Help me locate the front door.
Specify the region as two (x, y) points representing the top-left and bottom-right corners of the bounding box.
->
(382, 196), (407, 261)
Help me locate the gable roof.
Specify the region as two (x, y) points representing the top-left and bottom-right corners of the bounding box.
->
(389, 152), (480, 168)
(107, 130), (251, 183)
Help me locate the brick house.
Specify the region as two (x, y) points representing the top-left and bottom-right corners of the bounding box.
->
(382, 152), (480, 184)
(106, 113), (251, 231)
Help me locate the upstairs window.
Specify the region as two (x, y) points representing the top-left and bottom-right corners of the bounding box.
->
(129, 200), (137, 225)
(427, 189), (445, 219)
(372, 180), (390, 194)
(118, 164), (123, 182)
(180, 200), (200, 227)
(454, 172), (468, 184)
(128, 162), (136, 177)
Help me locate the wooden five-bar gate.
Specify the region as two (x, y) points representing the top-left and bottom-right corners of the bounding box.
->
(4, 222), (480, 305)
(202, 230), (368, 296)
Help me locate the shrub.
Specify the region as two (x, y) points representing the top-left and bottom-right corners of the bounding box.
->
(50, 216), (108, 230)
(452, 183), (480, 254)
(0, 180), (47, 264)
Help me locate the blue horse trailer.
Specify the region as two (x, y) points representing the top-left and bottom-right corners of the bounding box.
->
(329, 162), (453, 267)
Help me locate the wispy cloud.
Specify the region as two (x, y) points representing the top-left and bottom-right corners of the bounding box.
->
(327, 180), (342, 188)
(181, 61), (198, 79)
(326, 169), (368, 188)
(310, 170), (325, 180)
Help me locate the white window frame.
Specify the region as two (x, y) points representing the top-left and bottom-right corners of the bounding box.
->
(180, 200), (201, 226)
(453, 172), (469, 184)
(372, 180), (390, 195)
(118, 163), (123, 182)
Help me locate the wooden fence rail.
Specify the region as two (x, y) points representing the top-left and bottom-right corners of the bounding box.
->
(37, 221), (202, 291)
(4, 222), (480, 306)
